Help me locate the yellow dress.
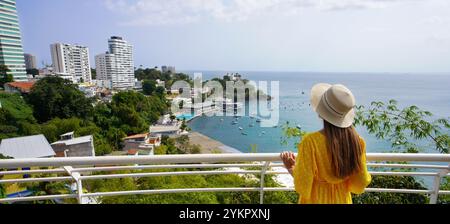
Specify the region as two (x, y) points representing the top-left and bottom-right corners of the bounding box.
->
(292, 132), (372, 204)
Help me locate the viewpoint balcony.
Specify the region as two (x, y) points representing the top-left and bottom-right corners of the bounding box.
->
(0, 153), (449, 204)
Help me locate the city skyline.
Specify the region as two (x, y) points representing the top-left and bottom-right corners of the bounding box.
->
(15, 0), (450, 73)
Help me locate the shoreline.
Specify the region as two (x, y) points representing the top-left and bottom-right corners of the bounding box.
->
(187, 131), (294, 188)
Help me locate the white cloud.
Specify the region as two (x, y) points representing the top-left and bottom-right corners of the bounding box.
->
(104, 0), (423, 26)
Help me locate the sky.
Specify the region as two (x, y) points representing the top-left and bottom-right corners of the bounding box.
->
(16, 0), (450, 73)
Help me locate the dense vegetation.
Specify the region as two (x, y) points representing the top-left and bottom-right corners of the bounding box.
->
(85, 170), (297, 204)
(0, 65), (13, 88)
(135, 68), (193, 89)
(0, 76), (168, 156)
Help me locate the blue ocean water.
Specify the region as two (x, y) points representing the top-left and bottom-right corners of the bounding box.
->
(186, 72), (450, 154)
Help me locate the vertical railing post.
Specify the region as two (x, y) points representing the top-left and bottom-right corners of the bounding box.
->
(76, 178), (84, 204)
(429, 165), (448, 205)
(429, 174), (441, 204)
(259, 162), (270, 205)
(64, 166), (84, 204)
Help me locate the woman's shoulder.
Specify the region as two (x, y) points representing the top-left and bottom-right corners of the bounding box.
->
(301, 131), (326, 143)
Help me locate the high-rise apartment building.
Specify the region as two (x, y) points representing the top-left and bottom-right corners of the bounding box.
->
(50, 43), (92, 83)
(24, 53), (37, 69)
(95, 52), (115, 81)
(0, 0), (27, 81)
(95, 36), (134, 90)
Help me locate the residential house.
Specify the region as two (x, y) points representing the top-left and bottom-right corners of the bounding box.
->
(123, 133), (161, 155)
(0, 135), (56, 198)
(51, 132), (95, 157)
(3, 81), (36, 94)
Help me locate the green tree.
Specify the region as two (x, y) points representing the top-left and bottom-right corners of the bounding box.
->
(353, 176), (428, 204)
(0, 65), (13, 87)
(0, 93), (38, 140)
(154, 145), (168, 155)
(155, 86), (166, 98)
(91, 68), (96, 80)
(26, 68), (39, 78)
(142, 80), (157, 96)
(355, 100), (449, 153)
(26, 76), (94, 123)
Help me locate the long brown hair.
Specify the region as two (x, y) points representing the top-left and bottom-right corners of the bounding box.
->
(323, 120), (363, 179)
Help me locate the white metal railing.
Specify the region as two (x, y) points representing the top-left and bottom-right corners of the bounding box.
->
(0, 153), (449, 204)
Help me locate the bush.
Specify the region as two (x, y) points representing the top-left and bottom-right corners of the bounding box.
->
(353, 176), (428, 204)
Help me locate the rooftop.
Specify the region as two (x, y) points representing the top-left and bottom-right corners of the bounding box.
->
(150, 125), (180, 133)
(0, 135), (55, 159)
(51, 135), (93, 146)
(5, 81), (36, 93)
(124, 133), (149, 140)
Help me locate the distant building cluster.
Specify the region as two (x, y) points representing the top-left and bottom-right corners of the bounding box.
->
(162, 65), (176, 74)
(0, 0), (180, 97)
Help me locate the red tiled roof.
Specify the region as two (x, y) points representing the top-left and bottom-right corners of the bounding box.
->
(127, 149), (139, 155)
(6, 81), (36, 93)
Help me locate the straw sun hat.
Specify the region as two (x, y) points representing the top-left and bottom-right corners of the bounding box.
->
(310, 83), (356, 128)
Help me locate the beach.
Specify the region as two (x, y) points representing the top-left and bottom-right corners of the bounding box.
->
(188, 131), (242, 154)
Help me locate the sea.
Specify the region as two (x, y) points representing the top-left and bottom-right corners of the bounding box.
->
(185, 71), (450, 154)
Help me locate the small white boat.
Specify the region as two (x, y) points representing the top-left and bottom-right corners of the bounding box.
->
(297, 125), (302, 129)
(239, 127), (243, 130)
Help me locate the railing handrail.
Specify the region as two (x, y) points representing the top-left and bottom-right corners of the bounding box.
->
(0, 153), (449, 169)
(0, 153), (449, 204)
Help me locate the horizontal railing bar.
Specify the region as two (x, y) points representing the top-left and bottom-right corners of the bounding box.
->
(80, 170), (262, 181)
(73, 163), (265, 173)
(369, 172), (439, 177)
(263, 171), (441, 177)
(0, 163), (446, 177)
(0, 168), (66, 176)
(0, 171), (444, 185)
(83, 188), (265, 197)
(365, 188), (433, 194)
(0, 194), (77, 204)
(83, 187), (437, 198)
(366, 163), (449, 170)
(370, 171), (439, 177)
(0, 176), (73, 184)
(1, 153), (448, 169)
(1, 188), (447, 203)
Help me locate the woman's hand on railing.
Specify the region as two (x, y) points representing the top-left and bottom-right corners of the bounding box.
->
(280, 151), (296, 176)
